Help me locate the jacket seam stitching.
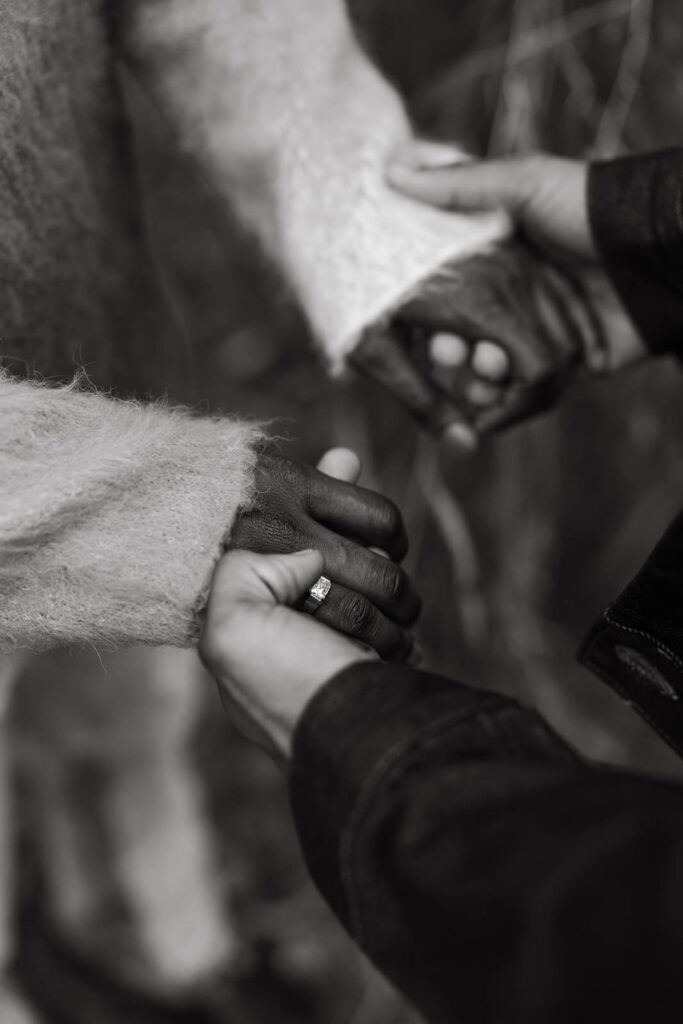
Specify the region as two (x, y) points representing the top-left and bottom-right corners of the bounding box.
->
(582, 638), (683, 757)
(603, 610), (683, 672)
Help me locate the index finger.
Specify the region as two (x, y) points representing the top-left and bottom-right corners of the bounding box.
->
(306, 466), (409, 562)
(387, 157), (527, 213)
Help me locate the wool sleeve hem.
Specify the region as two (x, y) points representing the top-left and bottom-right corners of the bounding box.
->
(0, 372), (263, 651)
(126, 0), (509, 371)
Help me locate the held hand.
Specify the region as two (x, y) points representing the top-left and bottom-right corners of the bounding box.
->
(229, 452), (419, 662)
(354, 240), (584, 436)
(200, 548), (374, 760)
(371, 148), (646, 436)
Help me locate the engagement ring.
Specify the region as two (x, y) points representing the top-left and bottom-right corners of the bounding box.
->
(303, 575), (332, 614)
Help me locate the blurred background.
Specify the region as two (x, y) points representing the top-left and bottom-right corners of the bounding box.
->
(11, 0), (683, 1020)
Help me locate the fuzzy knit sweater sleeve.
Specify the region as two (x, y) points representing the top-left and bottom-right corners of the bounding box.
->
(0, 372), (261, 652)
(122, 0), (510, 371)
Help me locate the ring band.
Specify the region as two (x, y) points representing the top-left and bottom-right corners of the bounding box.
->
(303, 575), (332, 615)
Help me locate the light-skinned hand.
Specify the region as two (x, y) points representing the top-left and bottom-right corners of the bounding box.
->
(230, 450), (418, 661)
(382, 147), (646, 433)
(201, 449), (381, 760)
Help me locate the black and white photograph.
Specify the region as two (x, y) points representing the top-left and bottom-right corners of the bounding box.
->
(1, 1), (682, 1021)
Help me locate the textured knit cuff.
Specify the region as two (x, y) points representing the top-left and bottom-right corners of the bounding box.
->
(0, 372), (264, 651)
(588, 149), (683, 355)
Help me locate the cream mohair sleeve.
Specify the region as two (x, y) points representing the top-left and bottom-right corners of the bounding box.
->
(127, 0), (511, 371)
(0, 373), (261, 651)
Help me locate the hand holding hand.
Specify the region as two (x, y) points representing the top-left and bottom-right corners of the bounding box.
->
(389, 152), (596, 259)
(200, 547), (373, 760)
(229, 450), (419, 662)
(356, 148), (646, 439)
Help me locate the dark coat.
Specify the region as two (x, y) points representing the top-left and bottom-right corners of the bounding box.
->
(289, 148), (683, 1024)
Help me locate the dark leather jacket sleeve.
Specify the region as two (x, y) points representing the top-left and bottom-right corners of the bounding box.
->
(581, 150), (683, 752)
(588, 148), (683, 356)
(290, 661), (683, 1024)
(580, 510), (683, 757)
(286, 150), (683, 1023)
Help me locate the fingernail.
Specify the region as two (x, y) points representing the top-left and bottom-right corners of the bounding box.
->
(419, 142), (468, 168)
(397, 140), (468, 170)
(471, 340), (510, 381)
(429, 332), (470, 369)
(443, 422), (478, 453)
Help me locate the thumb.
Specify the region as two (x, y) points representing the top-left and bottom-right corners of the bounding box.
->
(253, 549), (326, 606)
(391, 139), (470, 170)
(387, 155), (528, 215)
(215, 549), (325, 608)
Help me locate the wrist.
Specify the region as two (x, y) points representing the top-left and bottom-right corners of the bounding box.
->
(277, 651), (376, 759)
(212, 634), (375, 761)
(274, 649), (378, 741)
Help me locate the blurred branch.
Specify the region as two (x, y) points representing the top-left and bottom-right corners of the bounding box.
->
(487, 0), (550, 154)
(558, 30), (603, 131)
(593, 0), (654, 155)
(416, 438), (488, 647)
(424, 0), (636, 93)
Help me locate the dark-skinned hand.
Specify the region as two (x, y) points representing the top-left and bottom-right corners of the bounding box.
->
(356, 148), (645, 446)
(352, 237), (586, 441)
(229, 450), (420, 663)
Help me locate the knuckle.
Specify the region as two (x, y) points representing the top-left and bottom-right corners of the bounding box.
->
(321, 536), (352, 581)
(232, 510), (284, 553)
(385, 501), (404, 540)
(257, 454), (307, 502)
(254, 452), (279, 493)
(377, 561), (406, 605)
(376, 499), (404, 546)
(289, 520), (318, 551)
(343, 593), (376, 636)
(198, 622), (233, 674)
(229, 508), (264, 551)
(373, 562), (421, 624)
